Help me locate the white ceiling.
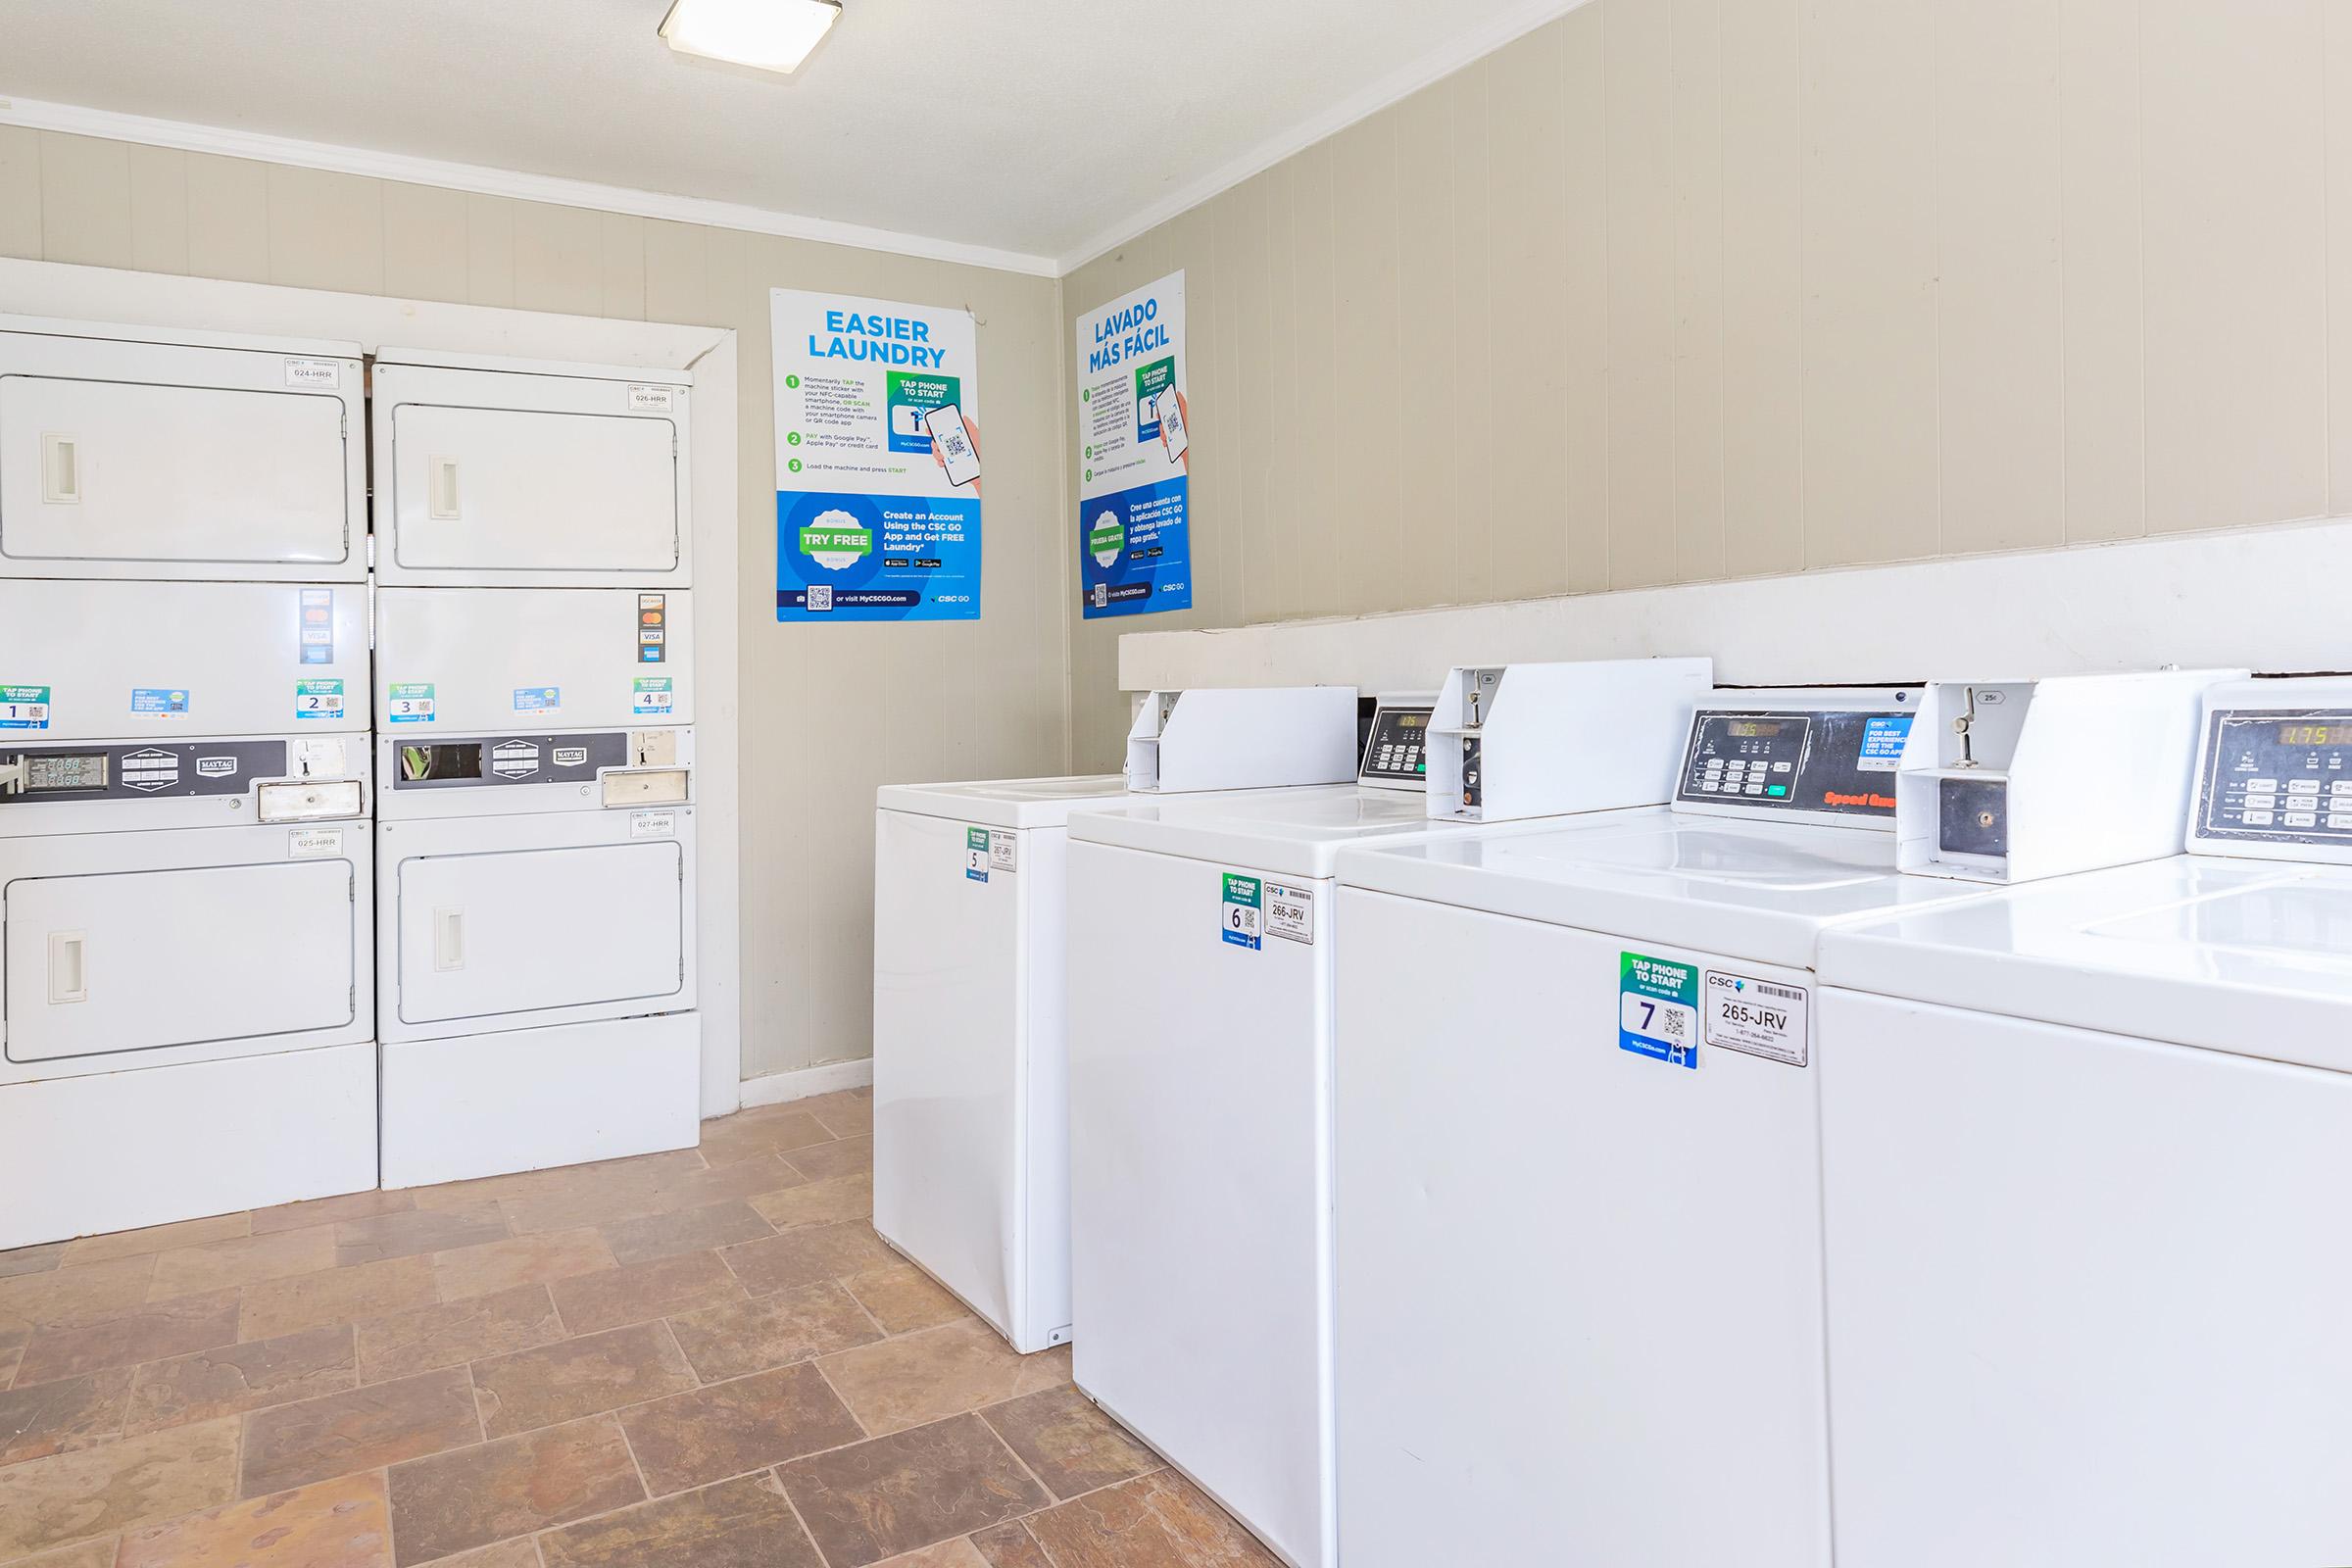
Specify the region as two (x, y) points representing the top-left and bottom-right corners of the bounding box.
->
(0, 0), (1572, 272)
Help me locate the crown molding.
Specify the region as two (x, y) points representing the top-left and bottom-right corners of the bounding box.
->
(1053, 0), (1596, 275)
(0, 94), (1062, 279)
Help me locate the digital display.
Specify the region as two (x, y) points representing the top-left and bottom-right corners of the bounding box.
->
(26, 754), (107, 791)
(1727, 721), (1786, 738)
(2278, 723), (2350, 747)
(1396, 713), (1425, 730)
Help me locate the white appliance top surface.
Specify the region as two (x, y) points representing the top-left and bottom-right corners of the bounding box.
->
(1822, 854), (2352, 1073)
(1069, 783), (1465, 879)
(876, 775), (1130, 830)
(1336, 809), (2003, 970)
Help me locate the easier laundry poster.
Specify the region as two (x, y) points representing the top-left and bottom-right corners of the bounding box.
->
(1075, 271), (1193, 618)
(772, 289), (982, 621)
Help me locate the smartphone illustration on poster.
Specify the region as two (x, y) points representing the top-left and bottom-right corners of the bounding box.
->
(925, 403), (982, 487)
(1156, 389), (1189, 463)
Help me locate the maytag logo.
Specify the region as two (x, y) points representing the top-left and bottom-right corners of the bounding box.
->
(196, 757), (237, 777)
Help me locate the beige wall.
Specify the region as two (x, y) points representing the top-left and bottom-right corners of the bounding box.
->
(1063, 0), (2347, 768)
(0, 126), (1070, 1083)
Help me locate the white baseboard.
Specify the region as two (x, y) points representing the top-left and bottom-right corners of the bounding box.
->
(735, 1057), (874, 1112)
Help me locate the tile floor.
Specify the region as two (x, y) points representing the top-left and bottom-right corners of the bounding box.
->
(0, 1090), (1276, 1568)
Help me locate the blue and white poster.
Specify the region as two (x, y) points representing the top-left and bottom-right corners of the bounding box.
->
(1076, 271), (1192, 618)
(772, 289), (981, 621)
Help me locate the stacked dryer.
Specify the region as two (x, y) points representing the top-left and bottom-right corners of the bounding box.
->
(368, 351), (700, 1188)
(0, 317), (377, 1247)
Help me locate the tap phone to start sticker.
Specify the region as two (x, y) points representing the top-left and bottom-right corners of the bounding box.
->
(925, 403), (982, 487)
(1157, 389), (1189, 462)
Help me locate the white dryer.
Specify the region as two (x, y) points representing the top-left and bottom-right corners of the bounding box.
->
(1817, 673), (2352, 1566)
(872, 684), (1363, 1356)
(1065, 658), (1709, 1568)
(0, 579), (375, 1248)
(374, 587), (698, 1187)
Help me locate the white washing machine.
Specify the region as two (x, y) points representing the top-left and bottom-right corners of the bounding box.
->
(373, 586), (699, 1188)
(1327, 673), (2230, 1568)
(873, 684), (1362, 1355)
(1066, 658), (1710, 1568)
(1817, 673), (2352, 1566)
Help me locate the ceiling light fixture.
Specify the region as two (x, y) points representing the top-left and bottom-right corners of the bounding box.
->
(659, 0), (842, 76)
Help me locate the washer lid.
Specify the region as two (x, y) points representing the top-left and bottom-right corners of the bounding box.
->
(876, 774), (1129, 830)
(1068, 783), (1466, 879)
(1821, 855), (2352, 1072)
(1335, 809), (2000, 970)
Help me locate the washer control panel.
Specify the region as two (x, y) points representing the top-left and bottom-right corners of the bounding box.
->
(0, 739), (287, 803)
(1358, 705), (1434, 789)
(2198, 710), (2352, 845)
(1677, 708), (1915, 817)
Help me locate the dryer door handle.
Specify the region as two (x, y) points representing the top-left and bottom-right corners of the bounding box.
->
(433, 906), (466, 971)
(47, 931), (87, 1004)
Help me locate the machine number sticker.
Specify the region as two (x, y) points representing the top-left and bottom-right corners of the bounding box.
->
(296, 678), (345, 720)
(1703, 971), (1810, 1066)
(283, 357), (342, 388)
(1619, 951), (1699, 1068)
(1221, 873), (1263, 950)
(965, 827), (991, 883)
(1265, 882), (1314, 945)
(633, 676), (674, 716)
(130, 687), (190, 717)
(387, 683), (436, 724)
(288, 828), (345, 859)
(990, 831), (1017, 873)
(626, 383), (676, 413)
(631, 809), (676, 838)
(514, 686), (562, 715)
(0, 685), (50, 730)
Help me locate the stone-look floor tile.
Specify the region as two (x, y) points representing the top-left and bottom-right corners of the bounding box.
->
(615, 1362), (863, 1496)
(9, 1537), (119, 1568)
(0, 1345), (22, 1389)
(599, 1201), (773, 1268)
(842, 1262), (965, 1336)
(0, 1245), (66, 1284)
(386, 1414), (644, 1566)
(471, 1320), (696, 1439)
(239, 1367), (480, 1498)
(751, 1173), (873, 1233)
(875, 1540), (993, 1568)
(537, 1473), (822, 1568)
(0, 1368), (133, 1466)
(415, 1150), (707, 1214)
(979, 1385), (1159, 1500)
(250, 1189), (416, 1238)
(968, 1519), (1055, 1568)
(0, 1415), (240, 1559)
(817, 1320), (1070, 1438)
(547, 1253), (740, 1338)
(116, 1470), (392, 1568)
(1020, 1470), (1278, 1568)
(125, 1324), (357, 1435)
(60, 1214), (250, 1269)
(698, 1112), (834, 1167)
(148, 1228), (337, 1300)
(15, 1290), (242, 1386)
(334, 1204), (508, 1267)
(354, 1285), (564, 1385)
(240, 1257), (437, 1344)
(718, 1222), (895, 1297)
(782, 1137), (872, 1184)
(501, 1158), (799, 1239)
(428, 1541), (543, 1568)
(0, 1256), (158, 1335)
(663, 1281), (879, 1382)
(778, 1412), (1050, 1566)
(801, 1092), (873, 1143)
(432, 1229), (617, 1302)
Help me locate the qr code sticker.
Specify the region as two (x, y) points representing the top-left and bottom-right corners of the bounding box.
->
(807, 585), (833, 612)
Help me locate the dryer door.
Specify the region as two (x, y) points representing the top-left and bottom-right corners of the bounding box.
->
(395, 839), (685, 1026)
(4, 858), (357, 1064)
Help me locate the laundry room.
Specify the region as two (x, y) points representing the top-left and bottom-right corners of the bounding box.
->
(0, 2), (2346, 1565)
